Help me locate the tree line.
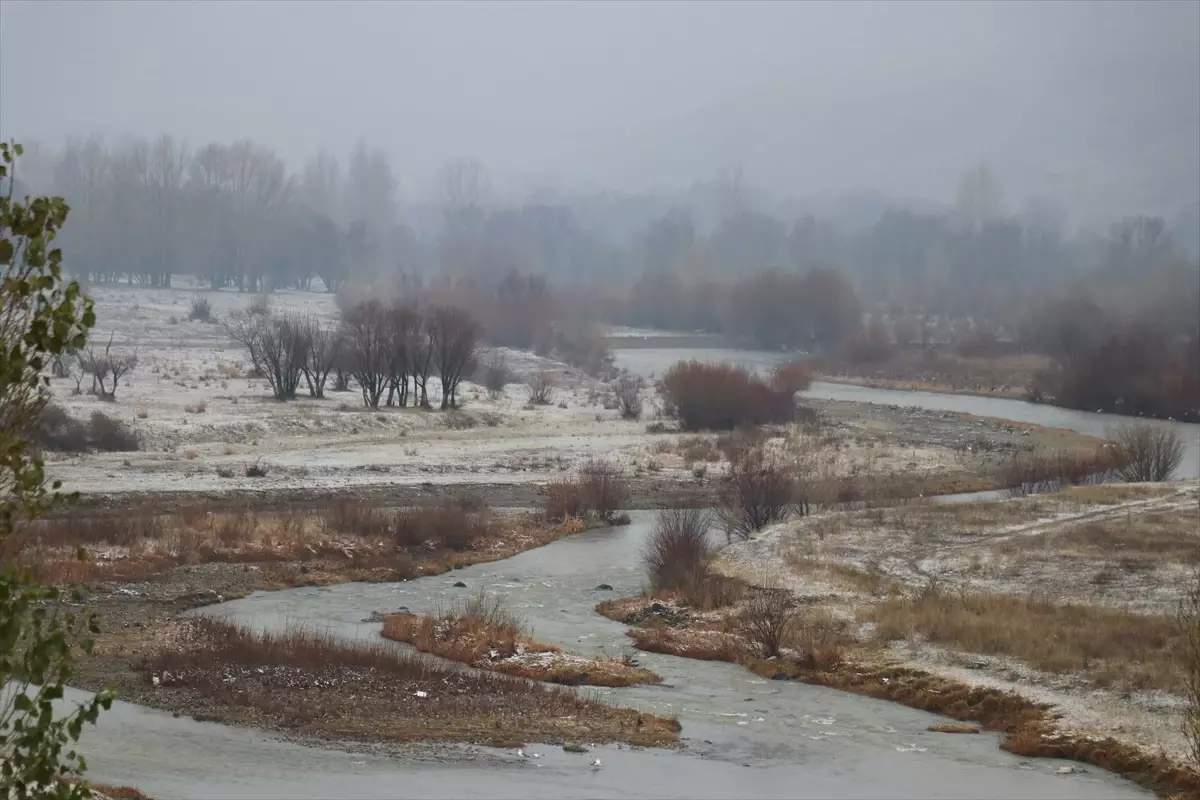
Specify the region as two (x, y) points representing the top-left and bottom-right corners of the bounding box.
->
(225, 297), (481, 410)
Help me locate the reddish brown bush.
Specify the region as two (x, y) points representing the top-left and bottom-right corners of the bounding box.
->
(770, 361), (814, 395)
(660, 361), (795, 431)
(644, 508), (714, 590)
(840, 320), (895, 365)
(543, 460), (629, 523)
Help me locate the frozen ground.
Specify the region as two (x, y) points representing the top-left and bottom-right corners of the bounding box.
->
(47, 282), (1055, 502)
(47, 281), (647, 496)
(718, 481), (1200, 764)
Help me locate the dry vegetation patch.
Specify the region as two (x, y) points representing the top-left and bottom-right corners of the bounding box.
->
(144, 618), (678, 748)
(17, 500), (572, 587)
(867, 585), (1186, 692)
(381, 594), (660, 688)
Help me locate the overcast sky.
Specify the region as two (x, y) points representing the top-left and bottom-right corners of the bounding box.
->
(1, 0), (1197, 217)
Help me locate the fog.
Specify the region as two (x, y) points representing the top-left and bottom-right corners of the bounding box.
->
(2, 0), (1197, 219)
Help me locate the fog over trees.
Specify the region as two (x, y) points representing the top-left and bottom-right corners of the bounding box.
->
(1, 1), (1196, 418)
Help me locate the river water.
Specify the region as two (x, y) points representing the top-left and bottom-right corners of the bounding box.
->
(75, 345), (1198, 798)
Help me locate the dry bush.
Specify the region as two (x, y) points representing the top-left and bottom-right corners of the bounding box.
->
(786, 607), (849, 669)
(86, 411), (140, 451)
(644, 508), (713, 590)
(1000, 447), (1121, 496)
(613, 374), (644, 420)
(543, 479), (585, 522)
(840, 320), (895, 365)
(716, 446), (796, 540)
(244, 460), (270, 478)
(770, 361), (814, 395)
(527, 370), (555, 405)
(660, 360), (794, 431)
(1108, 423), (1186, 482)
(33, 405), (139, 453)
(740, 589), (797, 658)
(482, 351), (508, 399)
(869, 585), (1186, 692)
(543, 460), (628, 523)
(578, 459), (629, 521)
(1180, 567), (1200, 770)
(187, 292), (214, 322)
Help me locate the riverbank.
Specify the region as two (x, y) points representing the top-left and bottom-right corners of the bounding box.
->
(595, 482), (1200, 798)
(810, 350), (1049, 401)
(57, 503), (685, 755)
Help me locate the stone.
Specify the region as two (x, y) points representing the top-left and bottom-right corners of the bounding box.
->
(594, 584), (614, 591)
(453, 581), (467, 588)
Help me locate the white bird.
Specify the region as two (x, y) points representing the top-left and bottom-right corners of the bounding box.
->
(589, 758), (602, 769)
(517, 749), (526, 758)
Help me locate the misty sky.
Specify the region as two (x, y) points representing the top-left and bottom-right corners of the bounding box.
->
(1, 0), (1197, 218)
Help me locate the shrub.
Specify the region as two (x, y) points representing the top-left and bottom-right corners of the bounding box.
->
(244, 460), (270, 478)
(86, 411), (140, 452)
(543, 460), (629, 523)
(660, 361), (794, 431)
(1000, 447), (1122, 496)
(527, 371), (555, 405)
(716, 446), (796, 540)
(770, 361), (813, 395)
(187, 293), (213, 322)
(613, 374), (643, 420)
(31, 406), (140, 453)
(1109, 423), (1185, 482)
(740, 589), (797, 658)
(841, 321), (895, 365)
(578, 459), (629, 521)
(543, 479), (585, 522)
(644, 508), (713, 590)
(31, 404), (90, 453)
(482, 351), (508, 400)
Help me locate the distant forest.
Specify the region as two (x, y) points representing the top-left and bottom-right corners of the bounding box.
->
(5, 135), (1198, 366)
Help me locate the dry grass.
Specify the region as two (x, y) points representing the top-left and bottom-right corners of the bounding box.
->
(927, 723), (980, 733)
(999, 508), (1200, 565)
(813, 350), (1051, 399)
(380, 599), (660, 688)
(17, 502), (570, 587)
(145, 618), (679, 748)
(867, 585), (1186, 692)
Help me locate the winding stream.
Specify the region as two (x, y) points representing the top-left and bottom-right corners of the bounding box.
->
(76, 347), (1198, 798)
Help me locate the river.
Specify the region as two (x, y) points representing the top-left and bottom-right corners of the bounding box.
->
(74, 345), (1198, 798)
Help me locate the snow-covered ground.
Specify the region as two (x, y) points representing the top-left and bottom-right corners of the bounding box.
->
(48, 281), (649, 496)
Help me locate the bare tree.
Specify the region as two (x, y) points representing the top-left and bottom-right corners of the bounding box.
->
(255, 313), (308, 400)
(439, 157), (488, 212)
(384, 304), (419, 407)
(716, 446), (796, 541)
(1109, 423), (1185, 482)
(409, 314), (436, 409)
(428, 305), (481, 409)
(83, 335), (137, 399)
(343, 300), (391, 408)
(298, 315), (341, 398)
(225, 310), (268, 376)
